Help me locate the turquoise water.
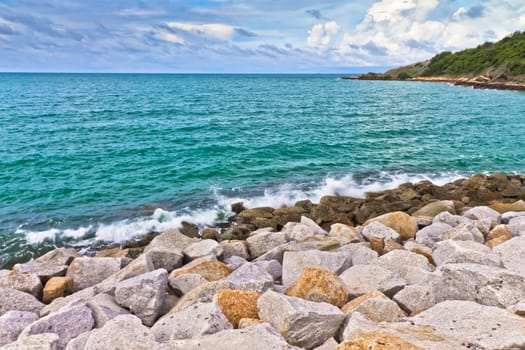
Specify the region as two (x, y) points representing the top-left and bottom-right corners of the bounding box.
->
(1, 73), (525, 266)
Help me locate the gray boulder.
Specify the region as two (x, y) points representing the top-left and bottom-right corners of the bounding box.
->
(493, 236), (525, 275)
(463, 206), (501, 226)
(286, 223), (316, 242)
(66, 257), (123, 292)
(282, 250), (350, 287)
(415, 222), (453, 248)
(433, 212), (472, 227)
(362, 222), (401, 242)
(257, 290), (345, 349)
(40, 287), (95, 317)
(253, 260), (282, 281)
(0, 271), (42, 298)
(86, 293), (130, 328)
(144, 242), (183, 272)
(501, 211), (525, 224)
(433, 240), (503, 267)
(1, 333), (59, 350)
(371, 249), (434, 285)
(339, 264), (406, 298)
(300, 216), (328, 235)
(151, 302), (232, 342)
(508, 216), (525, 236)
(114, 269), (167, 326)
(0, 288), (44, 317)
(335, 244), (378, 266)
(393, 283), (436, 314)
(168, 273), (208, 296)
(219, 240), (249, 260)
(0, 311), (39, 346)
(442, 223), (484, 243)
(224, 262), (274, 292)
(19, 301), (94, 350)
(246, 231), (287, 259)
(183, 240), (223, 260)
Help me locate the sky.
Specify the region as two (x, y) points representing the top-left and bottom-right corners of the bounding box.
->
(0, 0), (524, 73)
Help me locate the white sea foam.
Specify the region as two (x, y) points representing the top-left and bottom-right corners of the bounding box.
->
(18, 171), (468, 246)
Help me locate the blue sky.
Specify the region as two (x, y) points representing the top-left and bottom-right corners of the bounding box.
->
(0, 0), (524, 72)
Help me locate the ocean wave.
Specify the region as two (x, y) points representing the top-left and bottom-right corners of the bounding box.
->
(15, 171), (468, 246)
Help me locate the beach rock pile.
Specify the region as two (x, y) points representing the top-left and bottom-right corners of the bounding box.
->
(1, 175), (525, 349)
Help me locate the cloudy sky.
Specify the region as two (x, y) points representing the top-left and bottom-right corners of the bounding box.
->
(0, 0), (524, 72)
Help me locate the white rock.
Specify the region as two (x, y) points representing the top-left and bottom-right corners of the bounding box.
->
(508, 216), (525, 237)
(247, 231), (287, 259)
(86, 293), (130, 328)
(300, 216), (328, 235)
(223, 256), (248, 270)
(288, 224), (316, 242)
(393, 283), (436, 314)
(501, 211), (525, 224)
(144, 243), (183, 272)
(0, 288), (44, 317)
(219, 240), (249, 260)
(282, 250), (351, 287)
(313, 337), (339, 350)
(442, 223), (484, 243)
(432, 240), (503, 267)
(415, 222), (453, 248)
(434, 263), (525, 307)
(362, 222), (401, 242)
(168, 273), (208, 296)
(493, 236), (525, 275)
(40, 287), (95, 317)
(224, 262), (274, 292)
(1, 333), (59, 350)
(19, 301), (94, 350)
(433, 212), (472, 227)
(66, 257), (123, 292)
(0, 311), (39, 346)
(114, 269), (168, 326)
(159, 323), (300, 350)
(335, 244), (378, 266)
(257, 290), (345, 349)
(0, 271), (42, 298)
(151, 302), (232, 342)
(64, 332), (89, 350)
(339, 264), (406, 298)
(371, 249), (434, 285)
(82, 315), (158, 350)
(329, 224), (363, 244)
(463, 206), (501, 226)
(183, 240), (223, 260)
(253, 260), (282, 281)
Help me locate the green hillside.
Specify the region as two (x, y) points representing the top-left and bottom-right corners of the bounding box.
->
(377, 31), (525, 80)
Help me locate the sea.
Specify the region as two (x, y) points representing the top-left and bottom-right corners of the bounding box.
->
(1, 73), (524, 267)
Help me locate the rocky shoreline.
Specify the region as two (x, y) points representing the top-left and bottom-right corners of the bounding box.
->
(343, 74), (525, 92)
(1, 173), (525, 349)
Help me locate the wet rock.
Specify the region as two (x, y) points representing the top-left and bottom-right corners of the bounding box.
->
(508, 216), (525, 236)
(339, 265), (406, 298)
(219, 224), (253, 241)
(442, 223), (484, 243)
(490, 200), (525, 213)
(219, 240), (249, 260)
(493, 236), (525, 275)
(87, 293), (130, 328)
(364, 212), (417, 241)
(0, 271), (42, 298)
(160, 323), (300, 350)
(43, 277), (74, 304)
(152, 302), (232, 342)
(257, 290), (345, 349)
(433, 263), (525, 307)
(82, 315), (158, 350)
(413, 200), (455, 218)
(341, 290), (406, 322)
(415, 223), (453, 248)
(0, 311), (39, 346)
(114, 269), (168, 326)
(0, 288), (44, 317)
(168, 273), (208, 296)
(19, 301), (94, 350)
(215, 289), (259, 328)
(432, 240), (503, 267)
(282, 250), (351, 287)
(169, 260), (231, 282)
(66, 257), (123, 292)
(285, 267), (348, 307)
(362, 222), (401, 242)
(180, 221), (199, 238)
(231, 202), (246, 215)
(247, 231), (287, 259)
(201, 228), (218, 240)
(1, 333), (59, 350)
(183, 240), (223, 260)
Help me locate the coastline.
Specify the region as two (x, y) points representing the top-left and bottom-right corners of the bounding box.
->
(1, 172), (525, 348)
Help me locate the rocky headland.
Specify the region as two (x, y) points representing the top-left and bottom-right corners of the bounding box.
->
(1, 173), (525, 349)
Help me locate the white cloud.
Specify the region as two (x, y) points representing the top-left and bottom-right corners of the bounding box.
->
(117, 9), (165, 17)
(307, 21), (340, 47)
(167, 22), (237, 41)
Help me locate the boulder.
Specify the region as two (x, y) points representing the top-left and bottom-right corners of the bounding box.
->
(66, 257), (123, 292)
(1, 333), (59, 350)
(412, 200), (455, 218)
(463, 206), (501, 226)
(180, 221), (199, 238)
(159, 323), (300, 350)
(285, 267), (348, 307)
(0, 288), (44, 316)
(433, 263), (525, 307)
(168, 273), (208, 296)
(486, 224), (512, 242)
(114, 269), (168, 326)
(238, 318), (265, 328)
(144, 244), (183, 272)
(246, 231), (287, 259)
(0, 271), (42, 298)
(218, 224), (253, 241)
(219, 240), (249, 260)
(86, 293), (130, 328)
(341, 291), (406, 322)
(40, 287), (95, 317)
(253, 260), (282, 281)
(12, 263), (68, 284)
(336, 244), (378, 266)
(508, 216), (525, 236)
(329, 224), (363, 244)
(336, 331), (422, 350)
(393, 283), (436, 315)
(339, 265), (406, 298)
(491, 200), (525, 214)
(82, 315), (158, 350)
(433, 240), (503, 267)
(34, 248), (79, 266)
(371, 250), (434, 285)
(19, 301), (94, 350)
(361, 222), (400, 242)
(493, 236), (525, 275)
(254, 240), (342, 264)
(501, 211), (525, 224)
(286, 223), (316, 242)
(441, 223), (484, 244)
(0, 311), (39, 346)
(224, 262), (274, 292)
(403, 241), (434, 265)
(314, 337), (339, 350)
(282, 250), (351, 287)
(257, 290), (345, 349)
(364, 212), (417, 240)
(151, 302), (232, 342)
(112, 254), (155, 283)
(43, 277), (73, 304)
(183, 240), (223, 260)
(432, 212), (471, 227)
(169, 260), (231, 282)
(215, 289), (259, 327)
(64, 331), (89, 350)
(414, 223), (452, 248)
(223, 256), (248, 270)
(145, 229), (196, 252)
(300, 216), (328, 235)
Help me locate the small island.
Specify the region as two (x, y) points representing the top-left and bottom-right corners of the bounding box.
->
(344, 31), (525, 91)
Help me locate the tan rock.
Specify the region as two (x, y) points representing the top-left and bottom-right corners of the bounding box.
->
(215, 289), (259, 328)
(404, 241), (435, 265)
(487, 224), (512, 241)
(43, 276), (73, 304)
(285, 267), (348, 307)
(369, 237), (384, 256)
(341, 291), (406, 322)
(487, 235), (512, 248)
(364, 212), (417, 241)
(170, 260), (231, 282)
(382, 240), (404, 254)
(329, 224), (362, 244)
(238, 318), (265, 329)
(336, 331), (422, 350)
(490, 200), (525, 213)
